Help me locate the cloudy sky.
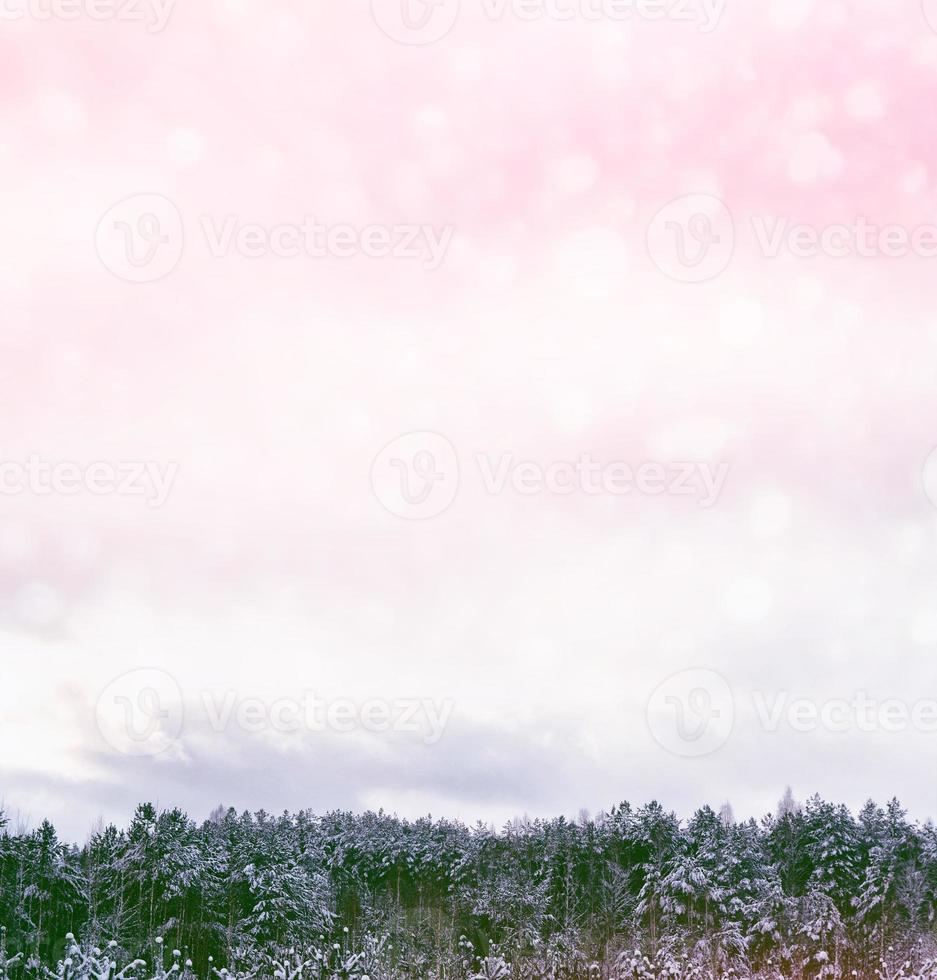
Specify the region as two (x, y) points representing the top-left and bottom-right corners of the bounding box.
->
(3, 0), (937, 842)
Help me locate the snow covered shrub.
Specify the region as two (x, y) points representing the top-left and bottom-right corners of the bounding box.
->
(39, 934), (144, 980)
(538, 929), (592, 980)
(471, 955), (510, 980)
(0, 929), (23, 980)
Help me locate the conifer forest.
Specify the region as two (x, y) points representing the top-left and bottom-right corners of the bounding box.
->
(2, 793), (937, 980)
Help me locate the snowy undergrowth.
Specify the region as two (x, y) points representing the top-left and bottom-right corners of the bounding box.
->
(6, 935), (937, 980)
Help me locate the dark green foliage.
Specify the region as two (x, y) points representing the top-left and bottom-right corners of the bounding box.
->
(0, 797), (935, 979)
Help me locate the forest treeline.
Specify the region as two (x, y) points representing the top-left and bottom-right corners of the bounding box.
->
(1, 792), (937, 980)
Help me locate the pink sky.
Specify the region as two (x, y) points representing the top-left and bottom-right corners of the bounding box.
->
(3, 0), (937, 840)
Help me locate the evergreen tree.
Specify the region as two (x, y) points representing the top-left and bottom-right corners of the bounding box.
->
(0, 796), (935, 979)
